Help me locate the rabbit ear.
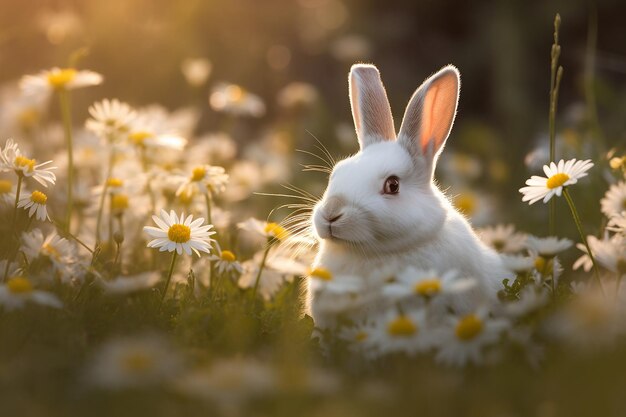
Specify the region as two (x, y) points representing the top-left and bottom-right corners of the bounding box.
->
(349, 64), (396, 150)
(397, 65), (460, 164)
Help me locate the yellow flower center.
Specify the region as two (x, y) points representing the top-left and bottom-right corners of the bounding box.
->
(308, 267), (332, 281)
(455, 314), (484, 341)
(178, 188), (196, 205)
(122, 351), (155, 373)
(31, 190), (47, 204)
(227, 85), (245, 103)
(168, 223), (191, 243)
(129, 131), (154, 146)
(14, 155), (36, 172)
(0, 180), (12, 194)
(413, 278), (442, 297)
(42, 243), (61, 260)
(609, 156), (625, 171)
(106, 178), (123, 187)
(47, 68), (77, 89)
(111, 194), (129, 211)
(220, 250), (236, 262)
(546, 173), (570, 189)
(355, 331), (368, 342)
(453, 193), (476, 217)
(191, 166), (206, 182)
(387, 315), (417, 337)
(18, 108), (40, 128)
(7, 277), (33, 294)
(534, 256), (546, 271)
(533, 256), (553, 274)
(264, 222), (289, 241)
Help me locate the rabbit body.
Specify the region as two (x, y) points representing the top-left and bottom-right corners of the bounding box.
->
(307, 64), (510, 328)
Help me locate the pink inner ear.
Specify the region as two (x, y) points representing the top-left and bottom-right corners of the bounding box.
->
(419, 73), (458, 155)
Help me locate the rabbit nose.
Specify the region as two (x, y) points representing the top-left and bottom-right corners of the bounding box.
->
(328, 213), (343, 223)
(321, 195), (347, 224)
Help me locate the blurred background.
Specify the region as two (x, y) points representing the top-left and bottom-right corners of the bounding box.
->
(0, 0), (624, 232)
(1, 2), (626, 416)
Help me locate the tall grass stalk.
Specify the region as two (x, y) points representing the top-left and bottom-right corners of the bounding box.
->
(58, 89), (74, 233)
(95, 150), (115, 244)
(548, 13), (563, 236)
(252, 242), (272, 300)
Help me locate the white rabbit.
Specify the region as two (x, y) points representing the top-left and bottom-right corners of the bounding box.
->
(307, 64), (510, 328)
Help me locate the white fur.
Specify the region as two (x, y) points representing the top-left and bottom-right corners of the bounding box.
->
(307, 64), (511, 329)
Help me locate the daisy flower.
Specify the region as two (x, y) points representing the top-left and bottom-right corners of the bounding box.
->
(86, 98), (137, 141)
(526, 235), (572, 257)
(186, 133), (237, 165)
(18, 190), (50, 221)
(127, 107), (187, 152)
(87, 335), (182, 389)
(451, 189), (494, 226)
(519, 158), (593, 204)
(432, 308), (509, 367)
(237, 250), (307, 300)
(20, 67), (103, 96)
(237, 217), (290, 242)
(382, 267), (474, 301)
(307, 267), (364, 294)
(601, 181), (626, 219)
(607, 212), (626, 235)
(337, 321), (378, 358)
(208, 243), (243, 277)
(144, 209), (214, 256)
(277, 82), (319, 109)
(99, 272), (161, 295)
(548, 289), (626, 349)
(175, 358), (276, 410)
(500, 254), (536, 274)
(180, 57), (212, 87)
(477, 224), (527, 253)
(0, 178), (16, 205)
(573, 235), (608, 272)
(590, 235), (626, 275)
(176, 164), (229, 197)
(0, 276), (62, 311)
(366, 308), (434, 357)
(21, 229), (77, 282)
(209, 83), (265, 117)
(0, 138), (56, 186)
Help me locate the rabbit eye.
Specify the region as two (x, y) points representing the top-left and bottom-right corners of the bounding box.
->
(383, 176), (400, 195)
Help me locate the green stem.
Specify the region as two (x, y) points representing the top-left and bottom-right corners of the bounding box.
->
(251, 242), (272, 300)
(204, 192), (213, 227)
(95, 150), (115, 244)
(583, 8), (605, 149)
(161, 251), (178, 303)
(205, 193), (215, 291)
(114, 214), (124, 267)
(51, 218), (95, 254)
(562, 188), (605, 295)
(108, 196), (114, 243)
(58, 89), (74, 233)
(11, 175), (23, 239)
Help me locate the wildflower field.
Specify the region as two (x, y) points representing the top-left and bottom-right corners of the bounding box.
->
(1, 2), (625, 416)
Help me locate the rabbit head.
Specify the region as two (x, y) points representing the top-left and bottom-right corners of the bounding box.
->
(312, 64), (460, 256)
